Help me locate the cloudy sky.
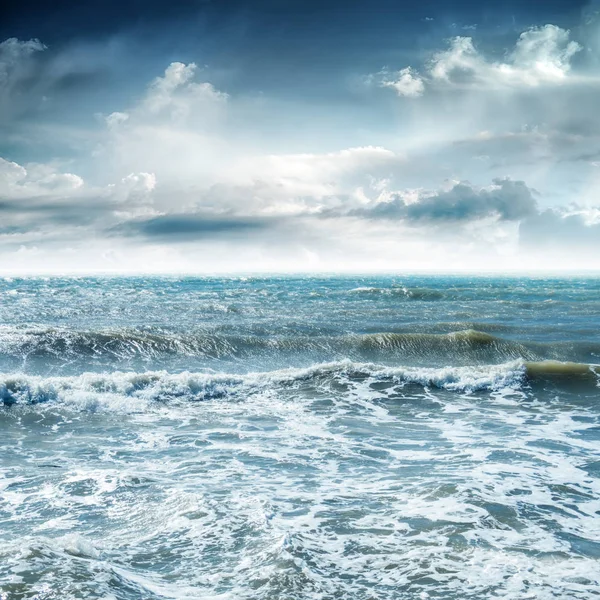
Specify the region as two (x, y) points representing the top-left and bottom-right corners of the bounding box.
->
(1, 0), (600, 273)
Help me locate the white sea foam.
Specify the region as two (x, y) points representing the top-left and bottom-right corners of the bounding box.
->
(4, 356), (597, 413)
(0, 360), (531, 411)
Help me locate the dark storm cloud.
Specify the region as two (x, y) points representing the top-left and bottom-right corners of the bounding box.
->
(112, 213), (274, 242)
(346, 178), (537, 223)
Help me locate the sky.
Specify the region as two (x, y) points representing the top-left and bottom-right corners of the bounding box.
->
(1, 0), (600, 273)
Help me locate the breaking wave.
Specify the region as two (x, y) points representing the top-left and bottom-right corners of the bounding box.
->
(1, 359), (598, 410)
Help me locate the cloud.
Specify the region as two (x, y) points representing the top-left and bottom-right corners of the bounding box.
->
(222, 146), (403, 213)
(344, 178), (538, 224)
(431, 26), (581, 87)
(113, 213), (272, 242)
(0, 34), (598, 272)
(1, 147), (599, 272)
(105, 111), (129, 129)
(369, 23), (600, 205)
(381, 67), (425, 97)
(0, 157), (84, 197)
(96, 61), (230, 183)
(140, 61), (228, 121)
(0, 155), (160, 239)
(380, 24), (583, 96)
(0, 38), (46, 84)
(508, 25), (581, 83)
(0, 38), (46, 118)
(110, 171), (156, 204)
(451, 126), (591, 166)
(104, 61), (227, 129)
(0, 36), (115, 128)
(0, 158), (27, 190)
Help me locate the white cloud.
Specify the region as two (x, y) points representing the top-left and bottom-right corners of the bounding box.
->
(428, 36), (484, 82)
(380, 24), (583, 96)
(140, 61), (228, 121)
(102, 61), (227, 128)
(509, 25), (581, 82)
(0, 155), (160, 234)
(381, 67), (425, 97)
(105, 111), (129, 129)
(95, 61), (230, 183)
(0, 157), (27, 190)
(0, 157), (83, 197)
(222, 146), (402, 213)
(0, 157), (157, 204)
(119, 171), (157, 194)
(110, 172), (157, 210)
(432, 25), (581, 87)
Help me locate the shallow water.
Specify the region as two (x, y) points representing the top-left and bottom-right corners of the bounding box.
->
(1, 276), (599, 599)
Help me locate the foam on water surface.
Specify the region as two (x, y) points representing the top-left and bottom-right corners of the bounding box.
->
(0, 360), (526, 410)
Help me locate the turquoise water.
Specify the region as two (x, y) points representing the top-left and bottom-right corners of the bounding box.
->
(1, 276), (599, 599)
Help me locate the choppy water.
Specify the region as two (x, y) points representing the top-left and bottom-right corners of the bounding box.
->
(1, 275), (599, 599)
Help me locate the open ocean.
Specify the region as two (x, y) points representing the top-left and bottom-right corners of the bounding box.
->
(1, 275), (599, 600)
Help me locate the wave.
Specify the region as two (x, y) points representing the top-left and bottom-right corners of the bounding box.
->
(0, 327), (240, 360)
(525, 360), (600, 382)
(0, 326), (577, 362)
(1, 327), (599, 372)
(1, 360), (597, 410)
(358, 330), (539, 361)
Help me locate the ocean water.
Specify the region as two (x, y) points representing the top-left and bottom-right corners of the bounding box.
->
(1, 275), (599, 599)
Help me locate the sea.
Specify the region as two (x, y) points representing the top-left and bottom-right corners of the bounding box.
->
(0, 275), (599, 599)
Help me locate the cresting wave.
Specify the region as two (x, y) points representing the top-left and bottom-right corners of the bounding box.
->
(1, 326), (597, 364)
(1, 360), (598, 409)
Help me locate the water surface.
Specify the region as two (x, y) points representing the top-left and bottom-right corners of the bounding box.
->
(1, 276), (599, 599)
